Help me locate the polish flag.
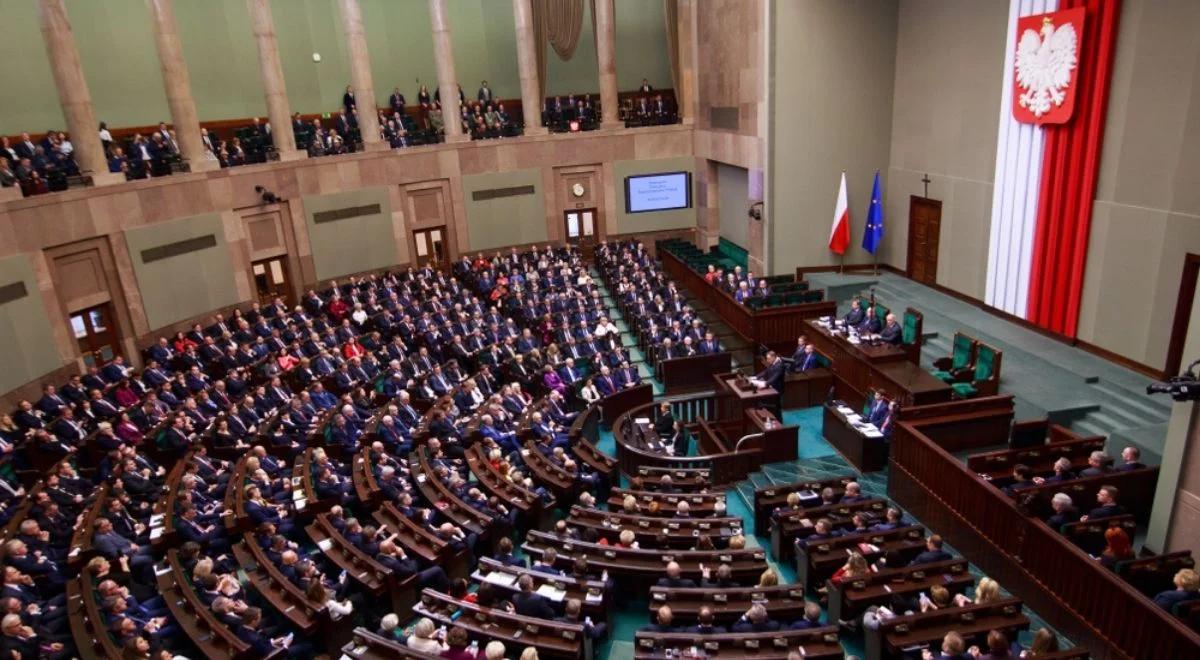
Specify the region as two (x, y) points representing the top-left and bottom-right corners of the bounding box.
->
(829, 172), (851, 255)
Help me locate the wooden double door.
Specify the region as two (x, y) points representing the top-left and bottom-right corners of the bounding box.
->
(907, 196), (941, 285)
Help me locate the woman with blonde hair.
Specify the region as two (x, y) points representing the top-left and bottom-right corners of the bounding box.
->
(758, 567), (780, 587)
(974, 577), (1002, 604)
(831, 551), (870, 586)
(519, 648), (540, 660)
(407, 617), (448, 654)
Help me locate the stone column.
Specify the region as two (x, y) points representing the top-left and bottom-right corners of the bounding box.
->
(36, 0), (122, 185)
(512, 0), (545, 136)
(676, 0), (698, 125)
(593, 0), (621, 129)
(337, 0), (385, 151)
(429, 0), (466, 142)
(145, 0), (216, 171)
(246, 0), (302, 161)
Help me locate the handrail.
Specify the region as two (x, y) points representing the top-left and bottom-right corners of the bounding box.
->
(734, 432), (764, 452)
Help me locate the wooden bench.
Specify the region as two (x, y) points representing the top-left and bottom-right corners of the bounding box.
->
(634, 626), (842, 659)
(753, 475), (857, 533)
(372, 501), (470, 579)
(648, 583), (810, 623)
(826, 558), (972, 624)
(770, 498), (890, 560)
(794, 525), (928, 589)
(305, 512), (417, 615)
(967, 433), (1106, 478)
(1059, 514), (1137, 556)
(341, 627), (442, 659)
(466, 444), (554, 529)
(472, 556), (610, 620)
(1116, 551), (1196, 598)
(1010, 467), (1160, 522)
(865, 597), (1029, 660)
(566, 505), (743, 548)
(156, 548), (269, 659)
(66, 574), (123, 660)
(523, 530), (768, 584)
(628, 465), (713, 492)
(231, 532), (325, 634)
(608, 487), (726, 517)
(415, 588), (589, 659)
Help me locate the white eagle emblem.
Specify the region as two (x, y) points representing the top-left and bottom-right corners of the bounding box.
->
(1015, 17), (1078, 118)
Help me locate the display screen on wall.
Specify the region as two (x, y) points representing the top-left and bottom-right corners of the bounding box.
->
(625, 172), (692, 213)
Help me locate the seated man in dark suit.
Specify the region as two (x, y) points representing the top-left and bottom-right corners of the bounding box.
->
(793, 344), (820, 372)
(513, 574), (556, 619)
(673, 605), (722, 635)
(843, 299), (866, 326)
(907, 534), (953, 566)
(655, 562), (696, 589)
(789, 601), (825, 630)
(1078, 450), (1111, 477)
(731, 603), (780, 633)
(1002, 464), (1038, 496)
(558, 597), (606, 640)
(1153, 568), (1200, 612)
(642, 605), (677, 633)
(856, 306), (882, 335)
(1081, 485), (1125, 521)
(879, 313), (903, 345)
(1115, 446), (1146, 471)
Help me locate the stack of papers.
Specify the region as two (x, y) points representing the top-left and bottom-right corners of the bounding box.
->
(483, 571), (518, 587)
(536, 584), (566, 601)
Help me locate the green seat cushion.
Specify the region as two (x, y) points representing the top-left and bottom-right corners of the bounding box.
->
(931, 370), (953, 383)
(951, 383), (978, 398)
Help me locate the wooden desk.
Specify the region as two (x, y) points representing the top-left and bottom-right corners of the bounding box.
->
(342, 628), (442, 659)
(803, 319), (950, 409)
(823, 402), (889, 472)
(648, 583), (809, 623)
(658, 352), (733, 395)
(714, 372), (778, 422)
(743, 407), (799, 464)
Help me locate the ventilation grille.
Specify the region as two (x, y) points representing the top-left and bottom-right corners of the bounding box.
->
(472, 185), (536, 201)
(141, 235), (218, 263)
(312, 204), (383, 224)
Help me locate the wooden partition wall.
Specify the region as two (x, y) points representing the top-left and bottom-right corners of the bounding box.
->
(659, 249), (837, 346)
(889, 402), (1200, 659)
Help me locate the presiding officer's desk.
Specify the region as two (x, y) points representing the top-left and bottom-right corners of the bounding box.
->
(803, 318), (950, 409)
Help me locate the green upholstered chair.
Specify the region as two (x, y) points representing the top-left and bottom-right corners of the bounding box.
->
(950, 342), (1002, 398)
(932, 332), (977, 383)
(901, 308), (923, 364)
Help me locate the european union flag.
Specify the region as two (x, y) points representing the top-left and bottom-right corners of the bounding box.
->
(862, 171), (884, 254)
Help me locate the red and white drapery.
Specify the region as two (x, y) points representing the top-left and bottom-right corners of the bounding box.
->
(985, 0), (1121, 337)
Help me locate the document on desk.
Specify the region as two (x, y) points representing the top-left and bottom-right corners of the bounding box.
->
(483, 571), (518, 587)
(537, 584), (566, 601)
(749, 378), (767, 389)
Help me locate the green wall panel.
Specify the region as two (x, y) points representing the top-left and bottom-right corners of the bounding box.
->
(124, 213), (240, 331)
(462, 169), (547, 251)
(0, 255), (64, 394)
(303, 187), (397, 280)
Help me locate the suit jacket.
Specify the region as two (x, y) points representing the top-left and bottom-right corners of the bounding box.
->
(880, 322), (903, 344)
(514, 591), (556, 619)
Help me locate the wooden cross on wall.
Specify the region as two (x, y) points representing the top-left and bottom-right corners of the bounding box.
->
(921, 173), (932, 198)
